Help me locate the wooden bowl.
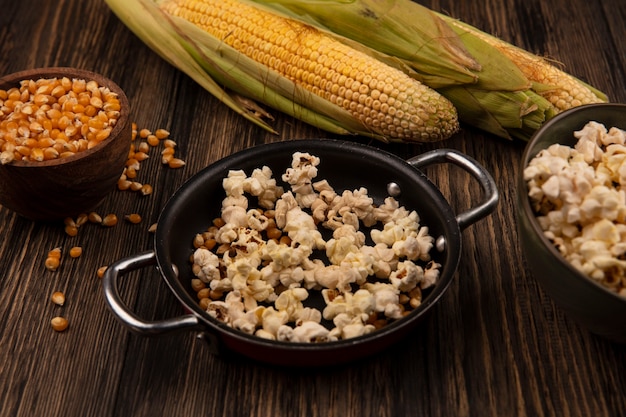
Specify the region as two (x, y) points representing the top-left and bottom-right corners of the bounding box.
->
(0, 67), (131, 221)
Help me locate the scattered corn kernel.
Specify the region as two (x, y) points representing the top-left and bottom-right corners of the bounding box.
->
(126, 157), (140, 169)
(125, 166), (137, 179)
(140, 184), (153, 196)
(161, 147), (175, 156)
(102, 214), (118, 227)
(117, 178), (132, 190)
(134, 151), (149, 161)
(125, 213), (142, 224)
(64, 225), (78, 237)
(97, 265), (108, 278)
(148, 223), (157, 233)
(51, 316), (69, 332)
(155, 128), (170, 139)
(138, 128), (151, 138)
(75, 213), (89, 227)
(69, 246), (83, 258)
(168, 158), (186, 169)
(147, 134), (160, 147)
(88, 211), (103, 224)
(44, 248), (62, 271)
(51, 291), (65, 306)
(137, 141), (150, 153)
(161, 153), (174, 164)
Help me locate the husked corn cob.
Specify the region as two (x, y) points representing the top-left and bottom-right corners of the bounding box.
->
(158, 0), (459, 142)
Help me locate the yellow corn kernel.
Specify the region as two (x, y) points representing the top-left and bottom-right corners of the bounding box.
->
(51, 291), (66, 306)
(30, 147), (44, 161)
(64, 224), (79, 237)
(45, 247), (62, 271)
(161, 153), (174, 164)
(0, 150), (14, 165)
(147, 134), (160, 147)
(97, 266), (108, 278)
(43, 147), (59, 160)
(125, 213), (142, 224)
(37, 137), (55, 148)
(155, 128), (170, 139)
(75, 213), (89, 227)
(126, 157), (140, 169)
(159, 0), (459, 142)
(88, 211), (103, 224)
(137, 141), (150, 153)
(15, 145), (30, 156)
(69, 246), (83, 258)
(102, 214), (118, 227)
(45, 258), (61, 271)
(51, 316), (69, 332)
(198, 297), (211, 310)
(168, 158), (186, 169)
(140, 184), (153, 195)
(134, 151), (149, 161)
(103, 100), (121, 112)
(125, 166), (137, 179)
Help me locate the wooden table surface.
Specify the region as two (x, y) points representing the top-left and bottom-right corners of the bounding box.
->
(1, 0), (625, 416)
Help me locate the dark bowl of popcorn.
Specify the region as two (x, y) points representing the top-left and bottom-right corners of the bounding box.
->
(517, 103), (626, 344)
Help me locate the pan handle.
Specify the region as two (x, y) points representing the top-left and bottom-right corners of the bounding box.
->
(407, 149), (499, 230)
(102, 250), (201, 335)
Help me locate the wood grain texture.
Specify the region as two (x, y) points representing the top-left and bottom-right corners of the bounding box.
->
(0, 1), (624, 416)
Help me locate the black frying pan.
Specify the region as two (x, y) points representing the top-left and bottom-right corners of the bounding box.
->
(103, 139), (498, 366)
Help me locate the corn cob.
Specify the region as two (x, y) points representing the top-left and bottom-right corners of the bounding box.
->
(250, 0), (608, 141)
(105, 0), (459, 142)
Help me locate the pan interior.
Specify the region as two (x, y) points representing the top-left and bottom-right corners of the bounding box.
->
(155, 139), (461, 345)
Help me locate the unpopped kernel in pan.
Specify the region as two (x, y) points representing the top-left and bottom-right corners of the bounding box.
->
(190, 152), (441, 342)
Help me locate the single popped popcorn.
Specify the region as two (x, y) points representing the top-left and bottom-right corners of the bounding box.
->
(192, 247), (220, 283)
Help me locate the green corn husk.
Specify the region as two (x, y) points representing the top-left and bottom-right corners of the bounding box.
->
(249, 0), (608, 141)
